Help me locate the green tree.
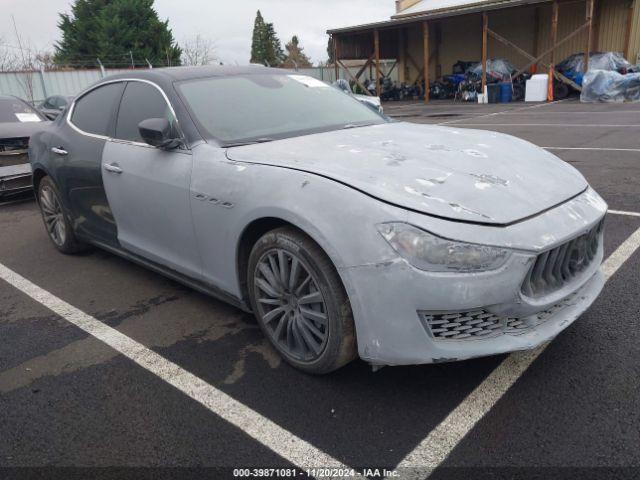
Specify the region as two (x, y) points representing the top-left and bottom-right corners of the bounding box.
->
(283, 35), (312, 68)
(326, 36), (335, 65)
(250, 10), (267, 64)
(263, 22), (284, 67)
(249, 11), (283, 67)
(54, 0), (181, 68)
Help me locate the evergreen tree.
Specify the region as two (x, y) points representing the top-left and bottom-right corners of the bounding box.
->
(263, 23), (284, 67)
(249, 11), (284, 67)
(54, 0), (181, 68)
(250, 10), (266, 64)
(283, 35), (312, 68)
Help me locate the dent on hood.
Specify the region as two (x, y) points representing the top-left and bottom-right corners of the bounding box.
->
(404, 185), (493, 220)
(226, 122), (589, 225)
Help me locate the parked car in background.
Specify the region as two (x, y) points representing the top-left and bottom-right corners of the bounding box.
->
(333, 79), (383, 114)
(0, 95), (48, 200)
(39, 95), (74, 120)
(30, 66), (606, 374)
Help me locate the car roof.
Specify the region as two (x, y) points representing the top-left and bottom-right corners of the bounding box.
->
(103, 65), (295, 84)
(0, 95), (25, 101)
(0, 95), (35, 108)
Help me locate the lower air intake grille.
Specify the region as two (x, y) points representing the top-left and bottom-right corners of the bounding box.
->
(419, 292), (580, 341)
(419, 310), (528, 340)
(522, 220), (604, 298)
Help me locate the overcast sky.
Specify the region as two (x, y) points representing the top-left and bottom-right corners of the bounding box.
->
(1, 0), (394, 65)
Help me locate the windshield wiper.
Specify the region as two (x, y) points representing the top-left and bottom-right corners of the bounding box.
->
(224, 138), (275, 147)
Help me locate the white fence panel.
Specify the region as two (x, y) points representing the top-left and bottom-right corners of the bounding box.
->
(0, 68), (131, 104)
(0, 64), (400, 104)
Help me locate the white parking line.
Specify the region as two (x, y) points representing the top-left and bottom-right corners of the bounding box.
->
(544, 147), (640, 152)
(446, 123), (640, 127)
(437, 100), (567, 125)
(609, 209), (640, 217)
(0, 263), (347, 470)
(394, 226), (640, 478)
(500, 111), (640, 115)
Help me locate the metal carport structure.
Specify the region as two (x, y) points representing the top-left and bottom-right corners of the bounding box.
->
(327, 0), (640, 102)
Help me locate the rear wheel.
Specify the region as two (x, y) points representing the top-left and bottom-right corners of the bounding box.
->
(247, 227), (357, 374)
(37, 176), (87, 254)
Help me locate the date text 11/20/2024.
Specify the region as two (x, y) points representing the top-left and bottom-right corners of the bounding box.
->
(232, 468), (399, 477)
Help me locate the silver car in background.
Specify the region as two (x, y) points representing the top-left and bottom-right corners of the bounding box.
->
(29, 66), (606, 373)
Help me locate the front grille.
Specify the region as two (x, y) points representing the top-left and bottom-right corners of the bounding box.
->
(419, 310), (528, 340)
(419, 292), (580, 341)
(0, 137), (29, 168)
(521, 220), (604, 298)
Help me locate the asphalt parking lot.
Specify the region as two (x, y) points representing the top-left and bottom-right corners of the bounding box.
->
(1, 99), (639, 479)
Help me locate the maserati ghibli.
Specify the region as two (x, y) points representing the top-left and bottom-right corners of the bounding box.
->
(29, 66), (607, 373)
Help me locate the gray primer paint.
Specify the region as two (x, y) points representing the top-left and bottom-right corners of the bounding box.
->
(226, 122), (588, 225)
(29, 68), (608, 367)
(188, 126), (606, 365)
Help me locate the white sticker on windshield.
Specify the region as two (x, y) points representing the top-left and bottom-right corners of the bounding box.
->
(15, 113), (41, 123)
(288, 75), (330, 88)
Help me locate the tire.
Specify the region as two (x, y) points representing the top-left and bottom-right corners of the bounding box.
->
(37, 176), (87, 254)
(247, 227), (357, 374)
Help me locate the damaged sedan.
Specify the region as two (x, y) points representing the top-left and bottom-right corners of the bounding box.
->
(1, 96), (48, 199)
(29, 66), (607, 373)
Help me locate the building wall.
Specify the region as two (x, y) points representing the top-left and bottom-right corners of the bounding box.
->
(597, 0), (631, 52)
(397, 0), (423, 13)
(628, 0), (640, 63)
(536, 0), (632, 65)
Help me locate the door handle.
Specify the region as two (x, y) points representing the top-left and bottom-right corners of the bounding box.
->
(51, 146), (68, 156)
(103, 163), (123, 174)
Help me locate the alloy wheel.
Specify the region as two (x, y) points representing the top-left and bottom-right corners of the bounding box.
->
(253, 248), (329, 362)
(40, 185), (66, 247)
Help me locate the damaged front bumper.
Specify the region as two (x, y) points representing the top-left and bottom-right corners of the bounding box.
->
(0, 163), (33, 197)
(339, 188), (607, 366)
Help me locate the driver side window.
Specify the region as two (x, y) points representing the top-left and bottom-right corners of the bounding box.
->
(115, 82), (176, 143)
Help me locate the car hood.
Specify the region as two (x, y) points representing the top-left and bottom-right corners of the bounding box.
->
(225, 122), (588, 225)
(0, 120), (50, 139)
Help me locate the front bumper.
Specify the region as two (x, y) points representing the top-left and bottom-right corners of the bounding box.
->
(339, 189), (607, 366)
(0, 164), (33, 197)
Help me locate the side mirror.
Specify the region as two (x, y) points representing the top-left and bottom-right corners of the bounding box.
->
(138, 117), (181, 149)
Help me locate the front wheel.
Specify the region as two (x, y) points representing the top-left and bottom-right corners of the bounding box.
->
(247, 227), (357, 374)
(37, 176), (87, 254)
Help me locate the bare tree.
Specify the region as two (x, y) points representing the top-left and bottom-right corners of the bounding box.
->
(35, 52), (56, 70)
(0, 34), (55, 103)
(0, 37), (20, 71)
(181, 35), (217, 66)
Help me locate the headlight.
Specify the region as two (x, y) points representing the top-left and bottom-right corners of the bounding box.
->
(377, 222), (510, 272)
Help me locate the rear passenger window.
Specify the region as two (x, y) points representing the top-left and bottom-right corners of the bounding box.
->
(115, 82), (174, 143)
(71, 83), (124, 136)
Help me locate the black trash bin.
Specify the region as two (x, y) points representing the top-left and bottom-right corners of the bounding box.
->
(487, 84), (500, 103)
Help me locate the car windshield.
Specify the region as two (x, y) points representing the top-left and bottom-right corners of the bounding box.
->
(0, 98), (43, 123)
(177, 73), (385, 145)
